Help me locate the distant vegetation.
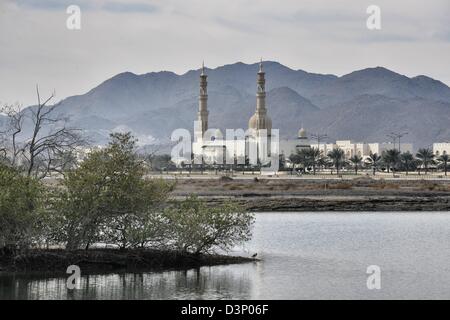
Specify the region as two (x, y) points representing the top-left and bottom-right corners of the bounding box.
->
(288, 147), (448, 176)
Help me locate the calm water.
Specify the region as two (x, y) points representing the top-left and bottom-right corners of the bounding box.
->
(1, 212), (450, 300)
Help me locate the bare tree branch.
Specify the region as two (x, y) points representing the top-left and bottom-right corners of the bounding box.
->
(1, 87), (85, 179)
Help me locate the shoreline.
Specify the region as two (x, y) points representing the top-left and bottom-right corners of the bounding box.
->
(170, 177), (450, 211)
(203, 196), (450, 212)
(44, 176), (450, 211)
(0, 249), (256, 275)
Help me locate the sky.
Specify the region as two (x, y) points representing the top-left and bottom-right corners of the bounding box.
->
(1, 0), (449, 106)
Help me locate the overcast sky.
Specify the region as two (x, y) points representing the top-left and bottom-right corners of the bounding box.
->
(1, 0), (449, 106)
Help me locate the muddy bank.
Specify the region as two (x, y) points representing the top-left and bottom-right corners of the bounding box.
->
(0, 249), (255, 274)
(171, 177), (450, 211)
(172, 177), (450, 195)
(200, 195), (450, 211)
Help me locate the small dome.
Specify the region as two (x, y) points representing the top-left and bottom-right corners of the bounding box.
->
(248, 114), (257, 129)
(298, 127), (307, 138)
(249, 114), (272, 132)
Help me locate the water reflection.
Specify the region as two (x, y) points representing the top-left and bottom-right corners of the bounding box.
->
(0, 265), (254, 300)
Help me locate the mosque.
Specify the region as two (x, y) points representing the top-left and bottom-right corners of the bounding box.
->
(192, 61), (310, 168)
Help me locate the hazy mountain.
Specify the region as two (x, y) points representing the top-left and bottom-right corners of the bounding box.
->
(4, 61), (450, 148)
(303, 95), (450, 148)
(325, 67), (450, 105)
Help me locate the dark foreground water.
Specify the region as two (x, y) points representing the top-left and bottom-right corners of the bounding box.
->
(1, 212), (450, 299)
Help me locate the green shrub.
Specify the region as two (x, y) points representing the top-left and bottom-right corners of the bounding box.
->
(49, 133), (174, 250)
(0, 164), (43, 253)
(163, 196), (254, 254)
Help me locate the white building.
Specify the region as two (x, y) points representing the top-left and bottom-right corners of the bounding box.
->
(192, 61), (290, 168)
(368, 142), (413, 156)
(279, 128), (311, 157)
(191, 64), (241, 165)
(433, 142), (450, 156)
(73, 145), (104, 163)
(246, 60), (274, 166)
(334, 140), (369, 158)
(317, 143), (336, 156)
(318, 141), (413, 160)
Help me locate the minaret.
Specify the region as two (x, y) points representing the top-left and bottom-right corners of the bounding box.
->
(197, 61), (209, 139)
(256, 59), (266, 115)
(248, 59), (271, 135)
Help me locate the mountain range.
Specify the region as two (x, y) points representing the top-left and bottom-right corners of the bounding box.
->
(4, 61), (450, 149)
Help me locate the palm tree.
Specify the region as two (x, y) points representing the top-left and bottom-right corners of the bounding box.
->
(382, 149), (400, 176)
(327, 148), (345, 175)
(289, 153), (301, 167)
(292, 147), (321, 174)
(297, 149), (310, 173)
(278, 154), (286, 170)
(292, 149), (308, 173)
(437, 153), (449, 176)
(400, 151), (414, 175)
(306, 148), (321, 175)
(349, 155), (363, 175)
(416, 148), (435, 174)
(366, 152), (381, 175)
(318, 154), (331, 172)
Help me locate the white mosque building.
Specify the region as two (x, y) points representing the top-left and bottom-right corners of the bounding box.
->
(192, 61), (310, 167)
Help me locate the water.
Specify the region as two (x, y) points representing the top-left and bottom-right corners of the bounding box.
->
(1, 212), (450, 299)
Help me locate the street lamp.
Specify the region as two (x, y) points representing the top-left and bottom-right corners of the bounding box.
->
(392, 131), (408, 152)
(387, 131), (408, 152)
(310, 133), (328, 150)
(386, 134), (397, 150)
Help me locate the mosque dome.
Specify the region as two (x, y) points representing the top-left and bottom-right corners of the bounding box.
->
(298, 127), (307, 138)
(249, 114), (272, 132)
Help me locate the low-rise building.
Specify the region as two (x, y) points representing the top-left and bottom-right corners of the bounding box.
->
(368, 142), (413, 156)
(317, 143), (336, 156)
(279, 127), (312, 158)
(318, 141), (413, 160)
(433, 142), (450, 156)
